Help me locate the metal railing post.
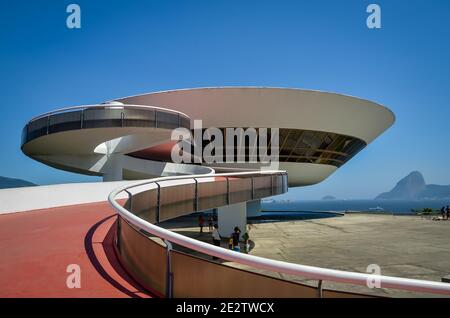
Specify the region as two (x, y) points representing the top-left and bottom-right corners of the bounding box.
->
(155, 182), (161, 222)
(115, 216), (121, 252)
(124, 189), (133, 213)
(164, 240), (174, 298)
(193, 178), (199, 211)
(318, 280), (323, 298)
(80, 109), (84, 128)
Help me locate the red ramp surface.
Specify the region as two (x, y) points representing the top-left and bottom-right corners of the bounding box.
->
(0, 202), (153, 298)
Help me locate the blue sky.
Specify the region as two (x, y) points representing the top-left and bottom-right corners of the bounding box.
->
(0, 0), (449, 199)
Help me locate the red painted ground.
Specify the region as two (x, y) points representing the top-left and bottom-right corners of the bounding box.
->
(0, 202), (153, 298)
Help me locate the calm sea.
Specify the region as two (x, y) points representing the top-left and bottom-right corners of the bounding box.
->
(261, 199), (450, 214)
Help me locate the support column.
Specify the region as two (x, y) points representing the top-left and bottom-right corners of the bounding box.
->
(217, 202), (247, 238)
(102, 155), (123, 181)
(246, 200), (261, 218)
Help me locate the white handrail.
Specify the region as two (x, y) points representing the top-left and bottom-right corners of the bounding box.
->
(108, 171), (450, 296)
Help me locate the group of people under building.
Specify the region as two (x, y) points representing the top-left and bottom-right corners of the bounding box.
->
(197, 213), (251, 256)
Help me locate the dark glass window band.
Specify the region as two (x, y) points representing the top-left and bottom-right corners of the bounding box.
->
(21, 107), (191, 146)
(187, 128), (366, 168)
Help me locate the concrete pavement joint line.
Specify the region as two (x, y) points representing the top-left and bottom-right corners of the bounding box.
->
(304, 220), (349, 233)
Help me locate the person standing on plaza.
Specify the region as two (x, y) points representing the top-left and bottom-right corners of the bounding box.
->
(211, 224), (221, 260)
(208, 215), (214, 232)
(232, 226), (241, 252)
(198, 214), (205, 234)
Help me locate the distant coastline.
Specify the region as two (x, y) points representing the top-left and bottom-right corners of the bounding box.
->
(0, 176), (37, 189)
(262, 199), (450, 214)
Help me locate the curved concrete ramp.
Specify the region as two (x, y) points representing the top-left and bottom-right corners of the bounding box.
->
(0, 202), (154, 298)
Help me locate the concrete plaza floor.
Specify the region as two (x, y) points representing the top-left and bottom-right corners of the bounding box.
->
(160, 213), (450, 297)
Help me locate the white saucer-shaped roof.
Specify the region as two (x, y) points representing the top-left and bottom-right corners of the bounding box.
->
(116, 87), (395, 144)
(115, 87), (395, 186)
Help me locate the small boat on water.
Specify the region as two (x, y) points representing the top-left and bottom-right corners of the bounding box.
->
(369, 206), (385, 211)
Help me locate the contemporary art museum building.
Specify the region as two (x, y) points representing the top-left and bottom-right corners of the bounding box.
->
(2, 87), (449, 297)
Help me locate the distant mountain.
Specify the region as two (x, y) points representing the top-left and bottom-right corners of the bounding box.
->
(322, 195), (336, 200)
(0, 176), (37, 189)
(376, 171), (450, 200)
(419, 184), (450, 200)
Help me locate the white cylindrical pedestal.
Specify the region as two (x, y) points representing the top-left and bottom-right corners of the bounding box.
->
(102, 155), (123, 181)
(217, 202), (247, 238)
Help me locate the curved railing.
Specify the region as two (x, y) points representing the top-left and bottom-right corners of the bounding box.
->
(109, 171), (450, 297)
(21, 104), (191, 147)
